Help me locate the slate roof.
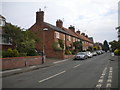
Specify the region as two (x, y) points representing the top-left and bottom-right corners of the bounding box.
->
(44, 22), (70, 35)
(75, 32), (92, 43)
(62, 27), (79, 38)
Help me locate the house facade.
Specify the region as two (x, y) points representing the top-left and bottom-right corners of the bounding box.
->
(0, 15), (13, 51)
(29, 10), (94, 59)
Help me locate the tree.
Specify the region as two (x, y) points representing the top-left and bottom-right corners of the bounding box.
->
(103, 40), (109, 52)
(109, 40), (120, 52)
(73, 41), (82, 53)
(3, 23), (40, 56)
(3, 23), (23, 47)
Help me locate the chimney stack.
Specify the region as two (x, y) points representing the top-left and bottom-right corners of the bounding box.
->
(76, 30), (81, 34)
(81, 33), (85, 36)
(56, 19), (63, 28)
(69, 25), (75, 32)
(36, 9), (44, 24)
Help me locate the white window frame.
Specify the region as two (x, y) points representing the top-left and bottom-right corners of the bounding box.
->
(68, 36), (71, 41)
(56, 32), (60, 39)
(63, 34), (65, 41)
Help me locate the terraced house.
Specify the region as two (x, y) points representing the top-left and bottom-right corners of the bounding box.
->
(29, 10), (94, 59)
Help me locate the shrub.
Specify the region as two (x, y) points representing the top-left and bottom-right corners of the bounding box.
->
(52, 41), (62, 51)
(12, 49), (19, 57)
(27, 49), (39, 56)
(65, 50), (72, 55)
(2, 48), (20, 58)
(114, 49), (120, 56)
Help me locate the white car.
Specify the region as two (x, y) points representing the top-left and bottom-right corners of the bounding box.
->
(86, 51), (93, 58)
(74, 52), (88, 60)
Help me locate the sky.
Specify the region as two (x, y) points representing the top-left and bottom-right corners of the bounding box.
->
(1, 0), (120, 43)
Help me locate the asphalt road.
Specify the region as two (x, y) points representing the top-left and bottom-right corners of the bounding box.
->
(2, 53), (119, 89)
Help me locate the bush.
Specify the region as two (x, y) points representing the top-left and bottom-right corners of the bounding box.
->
(65, 50), (72, 55)
(2, 48), (20, 58)
(52, 41), (62, 51)
(114, 49), (120, 56)
(27, 49), (39, 56)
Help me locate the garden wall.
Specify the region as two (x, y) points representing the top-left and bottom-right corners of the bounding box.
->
(64, 55), (75, 59)
(0, 56), (46, 70)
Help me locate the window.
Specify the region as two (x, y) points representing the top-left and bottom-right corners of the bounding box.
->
(63, 34), (65, 41)
(56, 32), (59, 39)
(68, 36), (71, 41)
(73, 37), (75, 42)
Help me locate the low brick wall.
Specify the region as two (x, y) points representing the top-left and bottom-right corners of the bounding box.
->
(64, 55), (75, 59)
(45, 50), (64, 59)
(0, 56), (46, 70)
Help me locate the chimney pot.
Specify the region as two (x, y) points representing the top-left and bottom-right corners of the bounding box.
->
(56, 19), (63, 28)
(36, 10), (44, 24)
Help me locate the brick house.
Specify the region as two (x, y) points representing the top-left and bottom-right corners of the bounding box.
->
(29, 10), (71, 59)
(56, 19), (94, 51)
(29, 10), (94, 59)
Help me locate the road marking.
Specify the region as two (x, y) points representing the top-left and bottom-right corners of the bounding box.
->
(107, 79), (112, 83)
(53, 59), (69, 64)
(30, 66), (37, 68)
(72, 64), (81, 68)
(100, 76), (104, 79)
(106, 83), (111, 88)
(109, 71), (112, 73)
(98, 79), (103, 83)
(96, 83), (102, 88)
(38, 70), (66, 83)
(111, 53), (114, 56)
(2, 69), (22, 73)
(102, 73), (105, 76)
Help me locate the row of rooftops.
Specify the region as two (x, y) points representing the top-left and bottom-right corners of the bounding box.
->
(44, 21), (93, 43)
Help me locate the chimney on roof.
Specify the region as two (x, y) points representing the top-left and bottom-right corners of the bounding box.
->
(76, 30), (81, 34)
(56, 19), (63, 28)
(85, 35), (88, 38)
(81, 33), (85, 36)
(36, 8), (44, 24)
(69, 25), (75, 32)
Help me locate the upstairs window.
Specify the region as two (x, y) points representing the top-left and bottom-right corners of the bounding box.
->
(56, 32), (59, 39)
(73, 37), (75, 42)
(68, 36), (71, 41)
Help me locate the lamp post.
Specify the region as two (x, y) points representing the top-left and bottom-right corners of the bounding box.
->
(42, 28), (48, 64)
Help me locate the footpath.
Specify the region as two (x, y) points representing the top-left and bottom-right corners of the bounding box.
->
(0, 58), (73, 77)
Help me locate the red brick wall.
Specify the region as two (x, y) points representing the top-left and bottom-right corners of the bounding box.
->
(1, 56), (44, 70)
(1, 44), (15, 50)
(64, 55), (75, 59)
(45, 50), (64, 59)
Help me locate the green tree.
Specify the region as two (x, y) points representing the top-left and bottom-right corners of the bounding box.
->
(3, 23), (23, 46)
(3, 23), (40, 56)
(109, 40), (120, 52)
(73, 41), (82, 53)
(103, 40), (109, 52)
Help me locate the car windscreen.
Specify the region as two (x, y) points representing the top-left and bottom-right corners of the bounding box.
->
(77, 52), (85, 55)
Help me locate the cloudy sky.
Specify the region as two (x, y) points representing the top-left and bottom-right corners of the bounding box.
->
(1, 0), (119, 43)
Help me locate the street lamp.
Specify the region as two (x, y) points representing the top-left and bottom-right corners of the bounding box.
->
(42, 28), (48, 64)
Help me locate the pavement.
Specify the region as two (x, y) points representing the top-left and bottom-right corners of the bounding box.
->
(1, 57), (74, 77)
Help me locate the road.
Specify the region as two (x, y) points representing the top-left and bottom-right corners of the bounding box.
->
(2, 53), (119, 89)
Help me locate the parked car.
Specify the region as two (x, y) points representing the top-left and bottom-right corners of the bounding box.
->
(85, 51), (93, 58)
(92, 51), (97, 56)
(74, 52), (88, 60)
(96, 50), (102, 55)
